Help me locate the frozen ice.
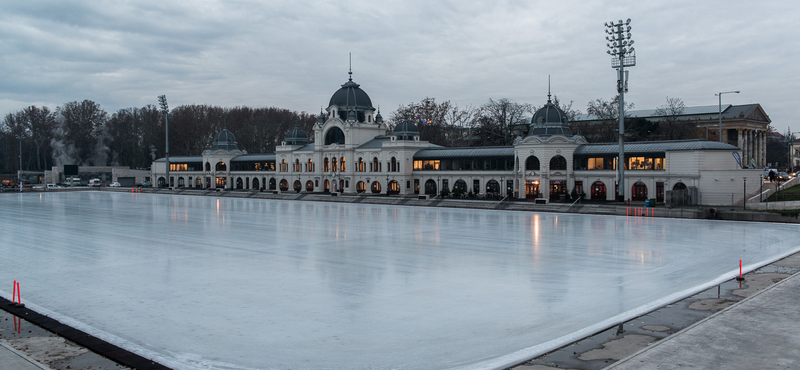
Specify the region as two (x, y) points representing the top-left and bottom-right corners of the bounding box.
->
(0, 191), (798, 370)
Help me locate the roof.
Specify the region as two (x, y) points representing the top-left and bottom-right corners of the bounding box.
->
(329, 77), (374, 110)
(154, 156), (202, 163)
(574, 104), (769, 123)
(414, 147), (514, 159)
(574, 139), (739, 156)
(356, 136), (391, 149)
(231, 154), (276, 162)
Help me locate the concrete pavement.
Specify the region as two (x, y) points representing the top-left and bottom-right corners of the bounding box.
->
(605, 270), (800, 370)
(0, 340), (50, 370)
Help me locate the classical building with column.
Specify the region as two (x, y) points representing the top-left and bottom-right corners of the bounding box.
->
(151, 74), (767, 206)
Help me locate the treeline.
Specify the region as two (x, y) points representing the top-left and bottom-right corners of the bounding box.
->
(0, 100), (316, 174)
(1, 95), (705, 175)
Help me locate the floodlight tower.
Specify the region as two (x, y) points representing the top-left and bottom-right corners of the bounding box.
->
(158, 95), (170, 188)
(605, 18), (636, 202)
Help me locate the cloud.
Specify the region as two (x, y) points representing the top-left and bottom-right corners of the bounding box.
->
(0, 0), (797, 133)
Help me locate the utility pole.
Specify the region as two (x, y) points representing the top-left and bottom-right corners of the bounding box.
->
(158, 95), (170, 188)
(606, 19), (635, 202)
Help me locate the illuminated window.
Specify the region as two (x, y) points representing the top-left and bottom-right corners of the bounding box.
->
(340, 157), (346, 172)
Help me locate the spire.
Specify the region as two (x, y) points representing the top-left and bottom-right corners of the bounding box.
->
(547, 75), (552, 103)
(348, 53), (353, 81)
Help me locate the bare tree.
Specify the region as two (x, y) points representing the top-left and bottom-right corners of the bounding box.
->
(472, 98), (532, 146)
(653, 97), (697, 140)
(390, 98), (479, 147)
(574, 96), (634, 143)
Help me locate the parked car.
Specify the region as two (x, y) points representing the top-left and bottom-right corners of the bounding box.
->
(46, 184), (61, 189)
(109, 182), (121, 187)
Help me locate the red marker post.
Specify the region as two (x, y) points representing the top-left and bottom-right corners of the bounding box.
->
(736, 259), (745, 281)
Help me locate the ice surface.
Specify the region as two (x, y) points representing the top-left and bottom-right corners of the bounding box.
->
(1, 191), (798, 370)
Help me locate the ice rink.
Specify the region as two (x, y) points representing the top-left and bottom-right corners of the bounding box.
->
(1, 191), (799, 370)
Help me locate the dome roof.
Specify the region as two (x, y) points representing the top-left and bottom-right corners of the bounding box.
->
(329, 76), (374, 110)
(528, 95), (572, 137)
(393, 118), (420, 140)
(285, 125), (309, 146)
(211, 129), (239, 150)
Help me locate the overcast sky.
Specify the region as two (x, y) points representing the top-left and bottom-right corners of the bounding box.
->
(1, 1), (797, 133)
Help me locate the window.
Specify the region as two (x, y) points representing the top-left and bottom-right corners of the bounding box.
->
(525, 156), (540, 171)
(473, 179), (480, 193)
(391, 157), (398, 172)
(324, 158), (329, 172)
(324, 127), (345, 145)
(331, 158), (337, 172)
(340, 157), (346, 172)
(307, 159), (314, 172)
(550, 155), (567, 171)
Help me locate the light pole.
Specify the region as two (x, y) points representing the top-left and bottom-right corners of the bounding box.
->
(17, 135), (23, 192)
(606, 19), (636, 202)
(158, 95), (170, 188)
(716, 91), (739, 143)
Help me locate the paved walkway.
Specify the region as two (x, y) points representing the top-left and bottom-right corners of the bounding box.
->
(606, 271), (800, 370)
(0, 340), (49, 370)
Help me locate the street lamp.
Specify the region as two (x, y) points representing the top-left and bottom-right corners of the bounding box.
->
(606, 18), (636, 202)
(158, 95), (170, 188)
(716, 91), (739, 143)
(17, 135), (23, 192)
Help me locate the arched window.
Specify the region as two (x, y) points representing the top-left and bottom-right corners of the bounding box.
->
(324, 127), (345, 145)
(372, 157), (379, 172)
(591, 181), (606, 200)
(391, 157), (398, 172)
(371, 181), (381, 194)
(269, 178), (276, 190)
(632, 182), (648, 201)
(216, 162), (227, 171)
(425, 179), (437, 195)
(253, 178), (260, 189)
(356, 181), (366, 193)
(294, 159), (300, 172)
(280, 159), (287, 172)
(324, 158), (329, 172)
(486, 180), (500, 194)
(454, 179), (467, 192)
(357, 157), (364, 172)
(331, 157), (337, 172)
(205, 162), (211, 171)
(549, 155), (567, 171)
(279, 179), (289, 191)
(525, 156), (540, 171)
(305, 180), (314, 192)
(340, 157), (346, 172)
(673, 182), (687, 190)
(293, 180), (301, 193)
(307, 159), (314, 172)
(388, 180), (400, 194)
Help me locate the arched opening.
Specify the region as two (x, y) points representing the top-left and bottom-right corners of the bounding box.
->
(279, 179), (289, 191)
(356, 181), (366, 193)
(178, 177), (185, 187)
(549, 180), (567, 201)
(388, 180), (400, 195)
(253, 178), (260, 189)
(390, 157), (398, 172)
(591, 181), (607, 200)
(424, 179), (437, 195)
(205, 162), (211, 171)
(371, 181), (381, 194)
(332, 157), (338, 172)
(486, 180), (500, 196)
(216, 162), (226, 171)
(293, 180), (301, 193)
(525, 156), (540, 171)
(673, 182), (687, 190)
(305, 180), (314, 192)
(372, 157), (379, 172)
(215, 177), (226, 188)
(324, 158), (330, 172)
(236, 178), (243, 189)
(196, 177), (202, 187)
(324, 179), (330, 193)
(157, 177), (166, 187)
(357, 158), (365, 172)
(454, 179), (467, 192)
(340, 157), (346, 172)
(324, 127), (345, 145)
(269, 178), (276, 190)
(632, 182), (648, 201)
(339, 180), (345, 192)
(549, 155), (567, 171)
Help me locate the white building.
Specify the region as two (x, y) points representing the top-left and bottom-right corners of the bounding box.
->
(152, 75), (763, 206)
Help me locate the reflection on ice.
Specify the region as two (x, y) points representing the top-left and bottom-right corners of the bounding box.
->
(0, 191), (799, 370)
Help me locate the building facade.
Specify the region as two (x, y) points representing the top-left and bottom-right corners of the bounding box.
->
(152, 75), (764, 205)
